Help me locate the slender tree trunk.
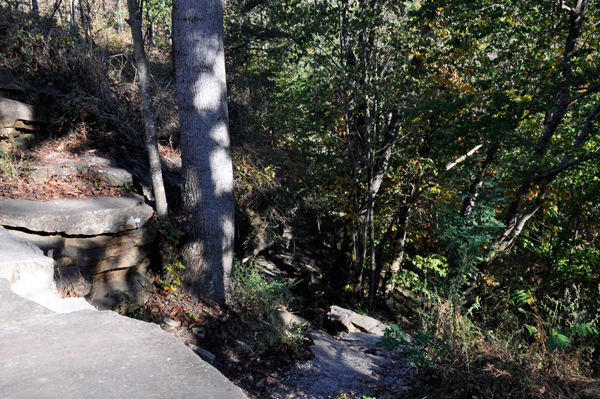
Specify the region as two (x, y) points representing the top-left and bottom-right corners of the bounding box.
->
(69, 0), (78, 33)
(78, 0), (89, 41)
(31, 0), (39, 16)
(173, 0), (235, 305)
(126, 0), (168, 220)
(461, 141), (500, 218)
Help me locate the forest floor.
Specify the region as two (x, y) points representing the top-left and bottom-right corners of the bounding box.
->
(129, 285), (413, 399)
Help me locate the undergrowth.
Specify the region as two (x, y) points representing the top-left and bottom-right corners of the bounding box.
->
(229, 260), (303, 355)
(379, 291), (599, 399)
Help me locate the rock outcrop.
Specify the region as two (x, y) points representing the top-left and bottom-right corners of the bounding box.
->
(0, 196), (152, 235)
(0, 227), (246, 399)
(0, 226), (95, 313)
(326, 305), (389, 336)
(0, 195), (156, 309)
(30, 153), (133, 185)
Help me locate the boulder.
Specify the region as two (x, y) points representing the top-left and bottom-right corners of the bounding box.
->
(0, 96), (52, 130)
(309, 330), (392, 373)
(0, 196), (153, 235)
(0, 227), (95, 314)
(0, 198), (156, 308)
(9, 227), (157, 298)
(0, 226), (57, 300)
(337, 331), (384, 352)
(326, 305), (388, 336)
(30, 153), (133, 186)
(274, 310), (311, 329)
(305, 330), (394, 395)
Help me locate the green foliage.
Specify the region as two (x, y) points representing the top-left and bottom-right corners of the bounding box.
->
(113, 290), (147, 321)
(438, 204), (504, 273)
(329, 392), (376, 399)
(377, 323), (410, 352)
(518, 285), (600, 354)
(156, 224), (186, 292)
(231, 261), (301, 354)
(0, 150), (21, 179)
(511, 289), (535, 308)
(391, 254), (448, 296)
(379, 294), (595, 398)
(546, 330), (571, 352)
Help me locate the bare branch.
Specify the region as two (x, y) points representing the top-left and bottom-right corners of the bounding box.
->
(445, 144), (483, 171)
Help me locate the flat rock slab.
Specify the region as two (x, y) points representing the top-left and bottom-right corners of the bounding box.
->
(0, 196), (153, 235)
(0, 96), (52, 128)
(327, 305), (388, 336)
(309, 330), (391, 376)
(0, 278), (53, 325)
(299, 330), (400, 397)
(0, 309), (246, 399)
(30, 153), (133, 186)
(337, 331), (384, 352)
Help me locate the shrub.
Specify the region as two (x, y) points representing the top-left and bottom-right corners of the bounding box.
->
(379, 293), (598, 399)
(230, 260), (302, 354)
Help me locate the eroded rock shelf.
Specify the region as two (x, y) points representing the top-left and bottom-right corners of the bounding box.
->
(0, 195), (157, 309)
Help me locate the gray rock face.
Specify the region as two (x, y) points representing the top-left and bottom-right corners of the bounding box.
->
(9, 226), (157, 301)
(309, 330), (392, 375)
(337, 331), (385, 352)
(0, 196), (153, 235)
(0, 96), (52, 130)
(0, 226), (57, 300)
(326, 305), (389, 336)
(274, 310), (310, 329)
(0, 227), (246, 399)
(0, 198), (156, 309)
(278, 329), (411, 397)
(0, 307), (246, 399)
(30, 153), (133, 186)
(0, 278), (54, 325)
(0, 227), (96, 314)
(10, 226), (156, 309)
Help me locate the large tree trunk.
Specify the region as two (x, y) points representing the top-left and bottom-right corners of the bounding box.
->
(126, 0), (168, 221)
(172, 0), (235, 305)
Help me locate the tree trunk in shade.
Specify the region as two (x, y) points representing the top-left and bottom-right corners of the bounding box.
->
(172, 0), (235, 304)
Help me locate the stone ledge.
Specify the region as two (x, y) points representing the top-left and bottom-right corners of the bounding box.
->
(0, 196), (153, 235)
(30, 153), (133, 186)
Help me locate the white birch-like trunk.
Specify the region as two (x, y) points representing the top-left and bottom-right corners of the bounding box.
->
(172, 0), (235, 305)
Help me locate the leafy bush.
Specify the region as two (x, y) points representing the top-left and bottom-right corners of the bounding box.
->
(230, 261), (302, 354)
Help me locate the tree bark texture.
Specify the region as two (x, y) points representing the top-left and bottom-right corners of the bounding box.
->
(126, 0), (168, 221)
(173, 0), (235, 305)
